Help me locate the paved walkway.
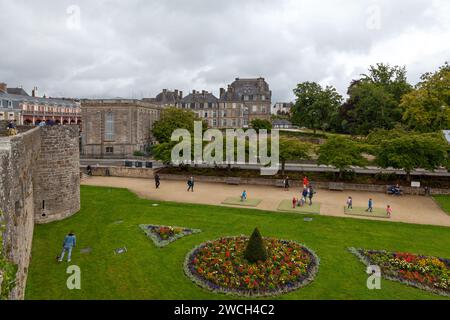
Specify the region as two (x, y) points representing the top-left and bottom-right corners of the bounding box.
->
(81, 176), (450, 227)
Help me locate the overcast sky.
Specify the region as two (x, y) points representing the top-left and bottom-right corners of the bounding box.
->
(0, 0), (448, 102)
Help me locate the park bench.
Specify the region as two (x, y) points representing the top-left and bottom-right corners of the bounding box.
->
(225, 177), (241, 185)
(329, 182), (344, 191)
(275, 179), (286, 188)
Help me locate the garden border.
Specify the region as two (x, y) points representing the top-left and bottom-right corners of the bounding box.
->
(348, 247), (450, 298)
(139, 224), (202, 248)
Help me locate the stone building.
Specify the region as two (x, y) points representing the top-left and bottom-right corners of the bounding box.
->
(177, 90), (220, 127)
(272, 102), (293, 115)
(0, 122), (80, 299)
(0, 82), (81, 125)
(218, 77), (272, 128)
(144, 89), (183, 107)
(81, 99), (161, 158)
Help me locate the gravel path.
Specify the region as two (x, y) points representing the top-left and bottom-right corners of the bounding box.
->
(82, 176), (450, 227)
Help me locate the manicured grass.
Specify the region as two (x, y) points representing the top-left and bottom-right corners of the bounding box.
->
(433, 195), (450, 216)
(344, 207), (390, 219)
(25, 186), (450, 300)
(277, 200), (320, 214)
(221, 197), (262, 207)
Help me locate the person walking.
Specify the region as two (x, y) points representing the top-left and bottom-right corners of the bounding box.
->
(86, 165), (92, 176)
(308, 186), (315, 206)
(187, 176), (194, 192)
(154, 173), (160, 189)
(284, 176), (290, 190)
(346, 196), (353, 209)
(302, 188), (308, 206)
(292, 197), (297, 208)
(365, 198), (373, 213)
(303, 176), (309, 189)
(58, 232), (76, 263)
(386, 205), (392, 218)
(241, 190), (247, 201)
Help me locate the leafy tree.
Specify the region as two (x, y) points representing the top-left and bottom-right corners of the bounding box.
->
(400, 62), (450, 132)
(152, 141), (177, 164)
(292, 82), (342, 133)
(244, 228), (268, 263)
(250, 119), (272, 133)
(337, 63), (412, 135)
(278, 137), (311, 175)
(375, 132), (448, 180)
(152, 107), (206, 143)
(317, 136), (367, 179)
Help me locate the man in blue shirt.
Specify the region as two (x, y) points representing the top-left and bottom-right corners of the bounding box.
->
(58, 232), (76, 262)
(365, 198), (373, 213)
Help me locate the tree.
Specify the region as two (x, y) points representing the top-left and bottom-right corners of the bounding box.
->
(250, 119), (272, 133)
(152, 141), (177, 164)
(152, 107), (206, 143)
(292, 82), (342, 133)
(337, 63), (412, 135)
(375, 133), (448, 181)
(244, 228), (267, 263)
(400, 62), (450, 132)
(317, 136), (367, 179)
(278, 137), (311, 176)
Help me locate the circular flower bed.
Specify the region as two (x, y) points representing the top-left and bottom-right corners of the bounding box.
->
(184, 236), (319, 297)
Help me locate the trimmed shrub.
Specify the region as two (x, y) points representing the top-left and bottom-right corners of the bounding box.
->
(244, 228), (268, 263)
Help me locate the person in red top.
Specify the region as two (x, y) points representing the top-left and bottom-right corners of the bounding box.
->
(386, 205), (392, 217)
(303, 176), (309, 188)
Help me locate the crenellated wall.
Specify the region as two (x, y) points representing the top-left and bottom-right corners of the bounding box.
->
(0, 125), (80, 299)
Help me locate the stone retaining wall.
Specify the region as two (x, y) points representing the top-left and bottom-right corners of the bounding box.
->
(0, 126), (80, 299)
(80, 165), (155, 179)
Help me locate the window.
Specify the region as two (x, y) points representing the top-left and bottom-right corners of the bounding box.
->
(252, 105), (257, 112)
(105, 112), (114, 141)
(105, 147), (114, 153)
(261, 95), (266, 101)
(190, 103), (195, 109)
(8, 100), (13, 108)
(204, 112), (208, 118)
(213, 119), (217, 127)
(244, 95), (249, 101)
(232, 103), (236, 109)
(261, 106), (266, 113)
(208, 102), (213, 108)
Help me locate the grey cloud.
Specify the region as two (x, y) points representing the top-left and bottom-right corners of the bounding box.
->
(0, 0), (448, 102)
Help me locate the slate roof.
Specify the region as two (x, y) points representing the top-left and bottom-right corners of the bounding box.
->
(0, 91), (78, 107)
(220, 77), (271, 101)
(181, 91), (218, 104)
(7, 87), (29, 96)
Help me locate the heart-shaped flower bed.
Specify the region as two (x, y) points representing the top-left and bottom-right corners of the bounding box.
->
(349, 248), (450, 297)
(184, 236), (319, 297)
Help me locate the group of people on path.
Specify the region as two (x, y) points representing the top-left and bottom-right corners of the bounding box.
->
(292, 176), (316, 208)
(346, 196), (392, 217)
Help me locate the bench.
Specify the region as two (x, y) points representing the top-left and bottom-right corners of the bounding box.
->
(275, 179), (286, 188)
(329, 182), (344, 191)
(225, 177), (241, 185)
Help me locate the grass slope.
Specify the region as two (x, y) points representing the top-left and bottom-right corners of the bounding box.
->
(344, 207), (390, 219)
(221, 197), (262, 207)
(25, 186), (450, 300)
(277, 200), (320, 214)
(433, 195), (450, 216)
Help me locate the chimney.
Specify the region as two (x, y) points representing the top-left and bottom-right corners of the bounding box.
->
(0, 82), (6, 93)
(179, 91), (183, 99)
(32, 86), (38, 97)
(174, 89), (178, 96)
(192, 90), (196, 94)
(220, 88), (225, 97)
(163, 89), (167, 93)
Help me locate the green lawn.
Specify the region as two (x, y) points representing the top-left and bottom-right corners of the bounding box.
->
(25, 186), (450, 300)
(433, 195), (450, 216)
(344, 206), (390, 219)
(277, 200), (320, 214)
(221, 197), (262, 207)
